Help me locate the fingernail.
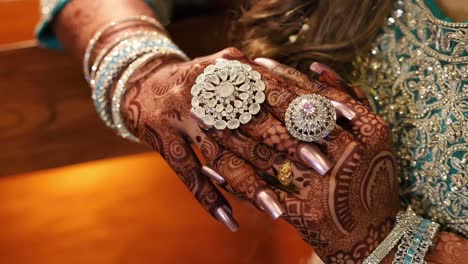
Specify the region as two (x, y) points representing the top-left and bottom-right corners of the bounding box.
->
(215, 58), (228, 63)
(202, 166), (225, 184)
(190, 109), (213, 130)
(214, 206), (239, 232)
(331, 100), (356, 120)
(257, 189), (286, 220)
(309, 62), (324, 74)
(299, 145), (333, 175)
(254, 57), (277, 69)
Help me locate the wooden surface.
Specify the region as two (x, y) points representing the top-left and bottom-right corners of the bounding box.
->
(0, 4), (228, 176)
(0, 153), (312, 264)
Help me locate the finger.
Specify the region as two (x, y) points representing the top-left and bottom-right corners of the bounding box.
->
(203, 127), (305, 188)
(310, 62), (371, 107)
(238, 110), (334, 176)
(211, 150), (286, 219)
(192, 109), (332, 176)
(255, 58), (358, 121)
(142, 125), (238, 231)
(255, 57), (324, 93)
(185, 123), (286, 219)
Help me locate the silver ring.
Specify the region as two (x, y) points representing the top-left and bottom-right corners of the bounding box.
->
(191, 60), (266, 130)
(285, 94), (336, 142)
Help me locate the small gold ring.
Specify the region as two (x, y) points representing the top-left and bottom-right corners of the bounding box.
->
(278, 160), (293, 186)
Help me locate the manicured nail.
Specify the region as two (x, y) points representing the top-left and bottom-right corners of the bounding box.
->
(310, 62), (341, 80)
(254, 57), (278, 69)
(331, 100), (356, 120)
(299, 144), (333, 175)
(257, 189), (286, 219)
(310, 62), (324, 74)
(215, 58), (228, 63)
(202, 166), (225, 184)
(214, 206), (239, 232)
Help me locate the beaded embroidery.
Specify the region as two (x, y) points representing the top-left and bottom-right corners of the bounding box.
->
(355, 0), (467, 236)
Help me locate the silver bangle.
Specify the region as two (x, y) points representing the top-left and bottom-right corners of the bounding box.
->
(111, 49), (187, 141)
(392, 218), (439, 264)
(89, 31), (171, 85)
(363, 208), (421, 264)
(92, 35), (186, 128)
(83, 15), (165, 82)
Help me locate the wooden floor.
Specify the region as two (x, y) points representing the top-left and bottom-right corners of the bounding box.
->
(0, 1), (314, 263)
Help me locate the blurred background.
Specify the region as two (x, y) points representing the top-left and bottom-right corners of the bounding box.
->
(0, 1), (312, 263)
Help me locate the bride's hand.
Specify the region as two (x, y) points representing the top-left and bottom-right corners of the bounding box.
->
(120, 47), (335, 230)
(197, 58), (402, 263)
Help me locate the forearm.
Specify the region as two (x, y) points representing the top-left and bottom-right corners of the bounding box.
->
(53, 0), (159, 61)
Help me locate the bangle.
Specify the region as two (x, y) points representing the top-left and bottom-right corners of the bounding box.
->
(89, 31), (172, 85)
(83, 15), (166, 82)
(363, 208), (421, 264)
(92, 35), (186, 128)
(393, 218), (439, 264)
(111, 49), (186, 141)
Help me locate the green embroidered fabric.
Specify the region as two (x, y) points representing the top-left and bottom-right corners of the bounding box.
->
(355, 0), (467, 237)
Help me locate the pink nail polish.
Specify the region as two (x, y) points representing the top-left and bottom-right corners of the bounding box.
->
(299, 144), (333, 175)
(254, 57), (277, 69)
(331, 100), (357, 120)
(214, 206), (239, 232)
(202, 166), (225, 184)
(257, 189), (286, 220)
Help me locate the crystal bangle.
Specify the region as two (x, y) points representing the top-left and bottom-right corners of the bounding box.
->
(92, 36), (186, 128)
(89, 31), (172, 85)
(363, 208), (421, 264)
(111, 49), (188, 141)
(83, 16), (166, 82)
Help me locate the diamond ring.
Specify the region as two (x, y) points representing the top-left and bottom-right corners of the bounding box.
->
(285, 94), (336, 142)
(191, 60), (266, 130)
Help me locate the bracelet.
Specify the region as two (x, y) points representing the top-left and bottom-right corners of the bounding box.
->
(363, 208), (421, 264)
(83, 15), (166, 82)
(92, 35), (186, 128)
(111, 49), (186, 141)
(393, 218), (439, 264)
(89, 31), (172, 85)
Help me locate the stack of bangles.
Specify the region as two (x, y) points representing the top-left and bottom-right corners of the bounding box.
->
(84, 16), (440, 264)
(84, 16), (189, 142)
(363, 207), (440, 264)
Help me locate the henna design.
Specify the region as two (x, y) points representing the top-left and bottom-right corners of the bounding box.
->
(426, 232), (468, 264)
(328, 142), (361, 234)
(55, 5), (413, 257)
(143, 123), (164, 153)
(360, 151), (397, 211)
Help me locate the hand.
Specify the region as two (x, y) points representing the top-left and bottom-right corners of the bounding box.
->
(119, 47), (329, 230)
(199, 58), (402, 263)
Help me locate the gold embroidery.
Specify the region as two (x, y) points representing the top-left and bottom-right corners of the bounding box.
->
(355, 0), (467, 236)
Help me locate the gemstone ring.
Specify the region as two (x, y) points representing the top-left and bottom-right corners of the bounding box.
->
(191, 60), (266, 130)
(285, 94), (336, 142)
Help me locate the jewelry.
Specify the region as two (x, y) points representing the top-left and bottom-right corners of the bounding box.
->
(277, 160), (293, 186)
(88, 31), (165, 85)
(354, 0), (467, 236)
(112, 50), (185, 142)
(191, 60), (266, 130)
(92, 34), (187, 128)
(83, 16), (165, 82)
(393, 218), (439, 264)
(93, 35), (183, 128)
(363, 208), (421, 264)
(285, 94), (336, 142)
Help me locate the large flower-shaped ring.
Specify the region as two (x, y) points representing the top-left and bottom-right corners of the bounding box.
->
(285, 94), (336, 142)
(191, 60), (266, 130)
